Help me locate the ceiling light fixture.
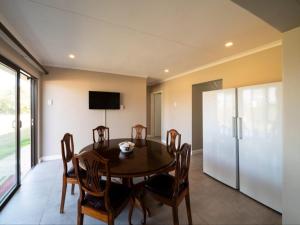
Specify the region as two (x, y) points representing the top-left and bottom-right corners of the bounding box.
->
(68, 54), (75, 59)
(164, 69), (169, 73)
(225, 42), (233, 47)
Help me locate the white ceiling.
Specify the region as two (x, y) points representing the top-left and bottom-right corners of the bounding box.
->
(0, 0), (281, 82)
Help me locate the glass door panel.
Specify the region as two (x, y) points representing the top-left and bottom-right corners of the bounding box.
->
(0, 62), (17, 204)
(20, 74), (32, 178)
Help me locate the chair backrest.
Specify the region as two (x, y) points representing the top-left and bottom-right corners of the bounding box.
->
(166, 129), (181, 153)
(173, 143), (191, 197)
(131, 124), (147, 139)
(93, 126), (109, 143)
(74, 151), (112, 210)
(61, 133), (75, 175)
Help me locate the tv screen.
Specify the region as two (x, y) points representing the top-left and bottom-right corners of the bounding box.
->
(89, 91), (120, 109)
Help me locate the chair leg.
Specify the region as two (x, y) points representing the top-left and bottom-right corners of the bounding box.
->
(71, 184), (75, 195)
(185, 193), (193, 225)
(172, 206), (179, 225)
(77, 212), (83, 225)
(141, 200), (147, 225)
(128, 197), (135, 225)
(145, 204), (151, 217)
(60, 176), (67, 213)
(136, 193), (147, 224)
(108, 215), (114, 225)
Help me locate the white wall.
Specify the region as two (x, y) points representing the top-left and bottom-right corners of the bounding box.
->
(42, 67), (146, 158)
(282, 26), (300, 224)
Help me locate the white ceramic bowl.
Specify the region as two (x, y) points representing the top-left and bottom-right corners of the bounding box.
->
(119, 141), (135, 153)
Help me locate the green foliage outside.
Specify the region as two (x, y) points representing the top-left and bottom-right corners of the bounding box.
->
(0, 88), (30, 114)
(0, 128), (30, 160)
(0, 77), (31, 160)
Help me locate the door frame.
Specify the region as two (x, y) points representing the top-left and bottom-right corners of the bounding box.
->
(150, 91), (163, 140)
(20, 70), (37, 168)
(153, 92), (162, 137)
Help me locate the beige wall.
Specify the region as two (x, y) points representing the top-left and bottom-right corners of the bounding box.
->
(149, 46), (282, 144)
(42, 67), (146, 158)
(282, 26), (300, 224)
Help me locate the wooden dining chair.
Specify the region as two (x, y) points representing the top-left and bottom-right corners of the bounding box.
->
(93, 126), (109, 143)
(166, 129), (181, 154)
(60, 133), (78, 213)
(145, 143), (192, 225)
(74, 151), (133, 225)
(131, 124), (147, 139)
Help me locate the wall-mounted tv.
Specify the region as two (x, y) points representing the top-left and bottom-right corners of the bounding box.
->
(89, 91), (120, 109)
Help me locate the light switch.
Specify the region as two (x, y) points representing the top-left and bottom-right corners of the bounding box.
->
(47, 99), (53, 106)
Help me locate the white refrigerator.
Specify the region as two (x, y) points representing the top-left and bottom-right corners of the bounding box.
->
(203, 82), (282, 212)
(203, 88), (238, 189)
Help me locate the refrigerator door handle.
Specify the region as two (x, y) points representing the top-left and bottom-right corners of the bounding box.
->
(238, 117), (243, 139)
(232, 117), (237, 138)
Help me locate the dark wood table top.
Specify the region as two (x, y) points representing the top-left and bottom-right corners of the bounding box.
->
(79, 138), (175, 178)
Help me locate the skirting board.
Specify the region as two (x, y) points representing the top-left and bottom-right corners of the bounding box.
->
(39, 154), (61, 163)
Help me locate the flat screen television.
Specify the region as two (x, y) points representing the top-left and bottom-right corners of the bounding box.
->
(89, 91), (120, 109)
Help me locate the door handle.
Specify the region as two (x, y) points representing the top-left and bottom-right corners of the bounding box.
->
(232, 117), (237, 138)
(238, 117), (243, 139)
(19, 120), (22, 128)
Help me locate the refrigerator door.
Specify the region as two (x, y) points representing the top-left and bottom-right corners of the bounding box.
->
(238, 82), (282, 212)
(203, 88), (238, 188)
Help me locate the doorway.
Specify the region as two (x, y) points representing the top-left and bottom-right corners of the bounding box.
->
(192, 80), (222, 151)
(153, 92), (162, 139)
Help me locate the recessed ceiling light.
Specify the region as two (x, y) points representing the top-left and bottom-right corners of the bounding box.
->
(164, 69), (169, 73)
(225, 42), (233, 47)
(68, 54), (75, 59)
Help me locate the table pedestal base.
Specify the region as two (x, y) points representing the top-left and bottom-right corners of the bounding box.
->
(123, 178), (151, 225)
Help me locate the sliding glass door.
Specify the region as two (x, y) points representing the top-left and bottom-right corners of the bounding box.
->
(0, 62), (18, 205)
(0, 57), (36, 209)
(20, 73), (33, 178)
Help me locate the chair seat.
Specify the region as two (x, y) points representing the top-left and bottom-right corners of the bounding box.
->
(66, 167), (85, 179)
(82, 181), (131, 212)
(145, 173), (187, 200)
(66, 167), (75, 177)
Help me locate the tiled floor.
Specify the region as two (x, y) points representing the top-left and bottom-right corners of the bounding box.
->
(0, 152), (281, 225)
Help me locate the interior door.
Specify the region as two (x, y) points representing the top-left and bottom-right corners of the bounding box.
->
(203, 88), (238, 188)
(0, 62), (18, 205)
(154, 93), (161, 137)
(238, 82), (282, 212)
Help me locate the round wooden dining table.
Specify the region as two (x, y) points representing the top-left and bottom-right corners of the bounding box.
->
(79, 138), (175, 178)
